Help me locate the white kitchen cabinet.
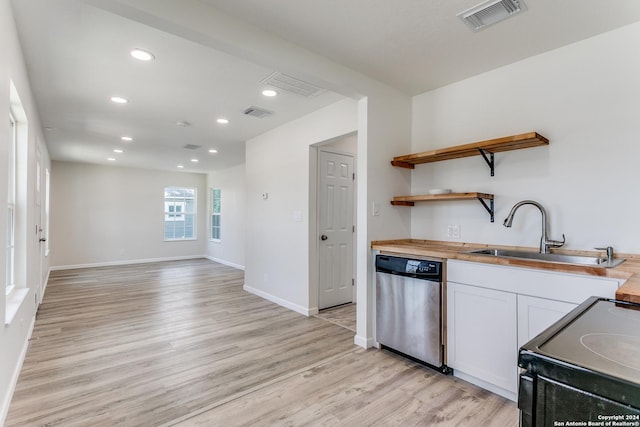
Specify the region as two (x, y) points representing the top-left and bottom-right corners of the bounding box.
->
(517, 295), (576, 348)
(447, 282), (518, 396)
(447, 260), (620, 303)
(446, 259), (621, 401)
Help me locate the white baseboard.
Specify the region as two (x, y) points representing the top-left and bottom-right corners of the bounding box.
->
(205, 256), (245, 270)
(243, 284), (312, 316)
(354, 334), (374, 349)
(50, 255), (207, 271)
(0, 314), (35, 426)
(41, 267), (51, 304)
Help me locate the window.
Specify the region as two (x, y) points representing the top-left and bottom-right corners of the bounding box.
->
(164, 187), (196, 240)
(6, 114), (16, 293)
(165, 202), (184, 221)
(210, 188), (221, 241)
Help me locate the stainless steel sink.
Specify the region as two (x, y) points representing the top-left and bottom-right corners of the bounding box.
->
(466, 248), (625, 268)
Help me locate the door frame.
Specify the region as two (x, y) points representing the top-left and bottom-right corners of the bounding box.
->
(34, 144), (43, 306)
(308, 132), (357, 314)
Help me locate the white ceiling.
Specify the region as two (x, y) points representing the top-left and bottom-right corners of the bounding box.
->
(10, 0), (640, 172)
(207, 0), (640, 94)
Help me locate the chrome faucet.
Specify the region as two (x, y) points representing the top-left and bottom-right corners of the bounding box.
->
(503, 200), (565, 254)
(595, 246), (614, 263)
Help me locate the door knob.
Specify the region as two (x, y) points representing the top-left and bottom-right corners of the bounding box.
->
(320, 235), (328, 241)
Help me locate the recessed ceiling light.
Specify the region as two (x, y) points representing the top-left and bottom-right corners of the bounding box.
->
(130, 48), (155, 61)
(262, 89), (277, 97)
(208, 149), (218, 154)
(107, 157), (116, 161)
(216, 118), (229, 124)
(190, 158), (199, 163)
(121, 136), (133, 142)
(177, 164), (184, 169)
(113, 149), (124, 153)
(110, 96), (128, 104)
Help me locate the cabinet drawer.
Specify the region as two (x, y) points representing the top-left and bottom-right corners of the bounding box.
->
(447, 260), (619, 304)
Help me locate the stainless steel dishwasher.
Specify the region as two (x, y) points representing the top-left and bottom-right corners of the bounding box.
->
(375, 254), (450, 373)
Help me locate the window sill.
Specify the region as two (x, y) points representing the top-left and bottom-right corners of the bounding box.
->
(209, 239), (221, 243)
(164, 238), (197, 242)
(5, 288), (29, 326)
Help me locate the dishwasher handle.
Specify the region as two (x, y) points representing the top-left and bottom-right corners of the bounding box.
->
(377, 268), (441, 281)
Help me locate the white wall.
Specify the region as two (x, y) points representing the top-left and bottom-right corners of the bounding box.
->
(244, 98), (358, 315)
(1, 0), (52, 423)
(241, 89), (412, 351)
(355, 89), (412, 348)
(50, 161), (207, 268)
(411, 22), (640, 254)
(322, 133), (357, 154)
(206, 163), (246, 269)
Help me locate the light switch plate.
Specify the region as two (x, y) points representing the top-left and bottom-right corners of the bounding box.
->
(372, 202), (380, 216)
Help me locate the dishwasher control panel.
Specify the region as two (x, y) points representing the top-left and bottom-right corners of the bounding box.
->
(376, 255), (442, 281)
(406, 259), (438, 274)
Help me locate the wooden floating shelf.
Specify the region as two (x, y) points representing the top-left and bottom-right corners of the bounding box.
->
(391, 192), (495, 222)
(391, 132), (549, 173)
(391, 192), (493, 204)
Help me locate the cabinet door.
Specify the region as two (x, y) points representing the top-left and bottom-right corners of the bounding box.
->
(447, 281), (518, 394)
(517, 295), (576, 347)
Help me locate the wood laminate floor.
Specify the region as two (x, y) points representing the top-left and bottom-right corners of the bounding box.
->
(6, 259), (518, 426)
(314, 303), (356, 332)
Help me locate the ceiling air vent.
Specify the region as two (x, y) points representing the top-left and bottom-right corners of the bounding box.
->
(183, 144), (201, 150)
(457, 0), (527, 32)
(242, 105), (274, 119)
(260, 72), (326, 98)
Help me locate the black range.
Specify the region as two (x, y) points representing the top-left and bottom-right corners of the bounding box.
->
(518, 297), (640, 427)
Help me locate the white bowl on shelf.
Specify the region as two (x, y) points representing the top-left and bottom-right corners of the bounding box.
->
(428, 189), (452, 195)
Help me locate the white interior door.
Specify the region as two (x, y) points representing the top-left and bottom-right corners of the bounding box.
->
(318, 150), (354, 310)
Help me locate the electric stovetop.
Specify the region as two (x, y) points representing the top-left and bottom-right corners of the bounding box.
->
(519, 297), (640, 404)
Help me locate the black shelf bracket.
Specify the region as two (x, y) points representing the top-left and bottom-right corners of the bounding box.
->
(478, 149), (495, 176)
(477, 197), (495, 222)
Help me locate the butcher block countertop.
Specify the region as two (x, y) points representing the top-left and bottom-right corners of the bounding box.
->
(371, 239), (640, 304)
